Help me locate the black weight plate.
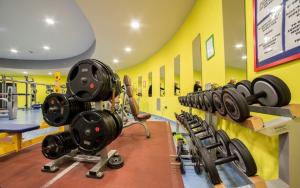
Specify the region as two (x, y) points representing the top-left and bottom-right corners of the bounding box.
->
(236, 80), (253, 100)
(212, 89), (227, 116)
(199, 92), (206, 111)
(222, 88), (250, 122)
(105, 110), (123, 138)
(215, 130), (230, 156)
(42, 134), (65, 159)
(203, 91), (216, 113)
(228, 139), (257, 176)
(107, 155), (124, 169)
(252, 75), (291, 107)
(42, 93), (70, 127)
(192, 93), (197, 108)
(200, 147), (222, 185)
(70, 111), (113, 154)
(67, 59), (118, 102)
(223, 83), (235, 89)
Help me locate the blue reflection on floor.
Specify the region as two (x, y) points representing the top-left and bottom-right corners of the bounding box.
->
(0, 109), (58, 141)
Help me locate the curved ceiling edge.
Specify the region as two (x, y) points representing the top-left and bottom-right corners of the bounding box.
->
(0, 40), (96, 69)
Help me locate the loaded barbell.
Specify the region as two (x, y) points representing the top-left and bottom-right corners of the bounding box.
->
(42, 93), (91, 127)
(67, 59), (121, 102)
(42, 131), (77, 160)
(70, 109), (123, 154)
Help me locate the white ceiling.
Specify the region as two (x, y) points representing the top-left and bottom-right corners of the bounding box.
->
(0, 0), (95, 60)
(0, 0), (195, 75)
(76, 0), (195, 70)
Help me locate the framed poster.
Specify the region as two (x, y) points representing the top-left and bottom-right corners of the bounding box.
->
(206, 34), (215, 60)
(254, 0), (300, 71)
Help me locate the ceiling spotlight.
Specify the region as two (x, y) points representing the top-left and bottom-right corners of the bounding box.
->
(45, 18), (55, 25)
(130, 20), (140, 30)
(10, 48), (18, 54)
(23, 71), (28, 75)
(43, 45), (50, 50)
(235, 43), (243, 49)
(124, 47), (132, 53)
(48, 72), (53, 75)
(113, 58), (119, 64)
(241, 55), (247, 60)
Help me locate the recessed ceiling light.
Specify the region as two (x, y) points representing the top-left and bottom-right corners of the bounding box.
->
(124, 47), (132, 53)
(23, 71), (28, 75)
(130, 20), (140, 30)
(45, 18), (55, 25)
(43, 45), (50, 50)
(241, 55), (247, 60)
(113, 58), (119, 63)
(235, 43), (243, 49)
(10, 48), (18, 54)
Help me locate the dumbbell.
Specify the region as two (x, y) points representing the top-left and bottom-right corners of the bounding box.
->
(222, 75), (291, 122)
(41, 131), (77, 159)
(198, 92), (207, 111)
(198, 138), (257, 185)
(235, 80), (252, 100)
(42, 93), (91, 127)
(203, 90), (216, 113)
(212, 88), (227, 116)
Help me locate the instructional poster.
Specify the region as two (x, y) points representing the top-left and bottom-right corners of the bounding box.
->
(254, 0), (300, 71)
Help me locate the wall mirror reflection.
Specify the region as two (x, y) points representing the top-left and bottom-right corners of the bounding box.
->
(223, 0), (247, 86)
(192, 34), (202, 92)
(148, 72), (152, 97)
(160, 66), (165, 97)
(138, 76), (142, 97)
(174, 55), (180, 96)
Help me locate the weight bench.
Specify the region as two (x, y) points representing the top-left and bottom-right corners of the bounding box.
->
(0, 124), (40, 152)
(122, 75), (151, 138)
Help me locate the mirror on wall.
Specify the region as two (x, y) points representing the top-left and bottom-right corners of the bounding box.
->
(223, 0), (247, 85)
(174, 55), (180, 96)
(192, 34), (202, 92)
(148, 72), (152, 97)
(138, 76), (142, 97)
(160, 66), (165, 97)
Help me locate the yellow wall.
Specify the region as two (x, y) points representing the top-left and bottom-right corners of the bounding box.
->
(225, 66), (246, 83)
(116, 0), (299, 180)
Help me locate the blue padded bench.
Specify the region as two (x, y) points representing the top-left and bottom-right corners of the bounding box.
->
(0, 124), (40, 152)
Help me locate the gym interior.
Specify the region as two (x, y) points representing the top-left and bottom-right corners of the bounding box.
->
(0, 0), (299, 187)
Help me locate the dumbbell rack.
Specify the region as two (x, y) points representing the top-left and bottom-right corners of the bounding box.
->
(187, 102), (300, 188)
(42, 101), (122, 179)
(173, 119), (267, 188)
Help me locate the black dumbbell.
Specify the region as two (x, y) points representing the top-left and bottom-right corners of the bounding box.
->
(235, 80), (253, 100)
(198, 92), (206, 110)
(203, 90), (216, 113)
(199, 138), (257, 185)
(212, 88), (227, 116)
(222, 75), (291, 122)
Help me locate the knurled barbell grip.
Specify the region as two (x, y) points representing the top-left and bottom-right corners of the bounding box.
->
(214, 155), (237, 166)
